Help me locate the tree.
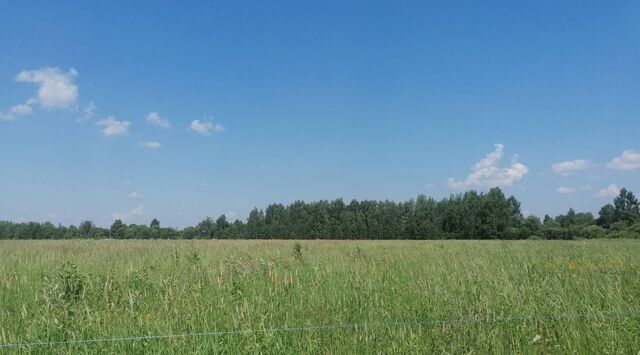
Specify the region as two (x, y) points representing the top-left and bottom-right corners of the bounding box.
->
(613, 188), (640, 224)
(265, 204), (288, 238)
(247, 208), (266, 239)
(110, 219), (126, 239)
(79, 220), (94, 238)
(522, 215), (542, 237)
(556, 208), (576, 228)
(215, 215), (230, 237)
(197, 217), (216, 239)
(150, 218), (160, 229)
(181, 226), (197, 239)
(597, 204), (616, 228)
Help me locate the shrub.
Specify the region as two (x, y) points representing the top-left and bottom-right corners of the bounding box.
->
(505, 227), (521, 240)
(628, 223), (640, 239)
(608, 231), (635, 239)
(610, 221), (630, 232)
(542, 226), (571, 240)
(292, 242), (303, 260)
(580, 225), (606, 239)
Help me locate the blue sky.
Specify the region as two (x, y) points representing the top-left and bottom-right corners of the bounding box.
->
(1, 1), (639, 228)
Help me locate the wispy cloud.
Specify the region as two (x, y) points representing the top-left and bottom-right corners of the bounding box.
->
(190, 119), (224, 135)
(128, 191), (143, 199)
(112, 205), (148, 221)
(551, 159), (597, 176)
(447, 144), (528, 190)
(595, 183), (620, 197)
(139, 141), (161, 149)
(606, 150), (640, 171)
(557, 186), (575, 194)
(0, 113), (15, 121)
(79, 101), (96, 122)
(146, 112), (171, 129)
(96, 117), (131, 137)
(10, 103), (33, 115)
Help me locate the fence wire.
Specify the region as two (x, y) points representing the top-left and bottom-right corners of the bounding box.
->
(1, 309), (638, 349)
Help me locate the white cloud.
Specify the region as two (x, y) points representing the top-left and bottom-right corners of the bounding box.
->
(111, 212), (128, 221)
(1, 101), (34, 121)
(606, 150), (640, 171)
(10, 103), (33, 115)
(190, 119), (224, 135)
(225, 211), (238, 221)
(557, 186), (575, 194)
(0, 112), (16, 121)
(15, 67), (79, 109)
(551, 159), (597, 176)
(96, 117), (131, 137)
(447, 144), (529, 190)
(146, 112), (170, 129)
(139, 141), (161, 149)
(595, 183), (620, 198)
(130, 205), (147, 216)
(128, 191), (143, 199)
(80, 101), (96, 121)
(112, 205), (148, 221)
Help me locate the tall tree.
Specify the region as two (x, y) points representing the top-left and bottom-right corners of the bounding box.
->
(613, 188), (640, 224)
(196, 217), (216, 239)
(78, 220), (94, 238)
(110, 219), (126, 239)
(597, 204), (616, 228)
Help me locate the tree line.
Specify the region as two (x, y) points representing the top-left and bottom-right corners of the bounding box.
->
(1, 187), (639, 240)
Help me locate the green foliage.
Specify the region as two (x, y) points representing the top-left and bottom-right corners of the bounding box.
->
(613, 188), (640, 224)
(1, 187), (638, 240)
(292, 242), (303, 260)
(597, 204), (616, 228)
(110, 219), (126, 239)
(629, 223), (640, 238)
(580, 225), (606, 239)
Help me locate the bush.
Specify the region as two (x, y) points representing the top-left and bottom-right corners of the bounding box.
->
(505, 227), (521, 240)
(628, 223), (640, 239)
(608, 231), (635, 239)
(542, 226), (572, 240)
(606, 222), (640, 239)
(610, 221), (630, 232)
(580, 225), (606, 239)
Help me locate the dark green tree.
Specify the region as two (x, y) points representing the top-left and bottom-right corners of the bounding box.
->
(110, 219), (126, 239)
(597, 204), (616, 228)
(613, 188), (640, 224)
(78, 220), (94, 238)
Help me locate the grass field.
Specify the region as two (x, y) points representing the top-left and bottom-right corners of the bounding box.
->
(1, 240), (639, 354)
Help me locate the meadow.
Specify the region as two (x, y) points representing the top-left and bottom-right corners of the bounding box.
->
(1, 239), (639, 354)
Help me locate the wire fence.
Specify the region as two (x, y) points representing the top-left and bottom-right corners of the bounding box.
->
(1, 309), (638, 349)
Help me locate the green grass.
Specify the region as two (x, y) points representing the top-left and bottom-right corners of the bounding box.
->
(1, 239), (639, 354)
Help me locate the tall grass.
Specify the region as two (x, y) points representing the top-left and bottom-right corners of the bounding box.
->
(1, 240), (639, 353)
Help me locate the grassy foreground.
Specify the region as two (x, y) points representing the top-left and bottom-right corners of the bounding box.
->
(1, 240), (639, 354)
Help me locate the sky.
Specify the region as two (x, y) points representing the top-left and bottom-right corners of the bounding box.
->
(1, 1), (639, 228)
